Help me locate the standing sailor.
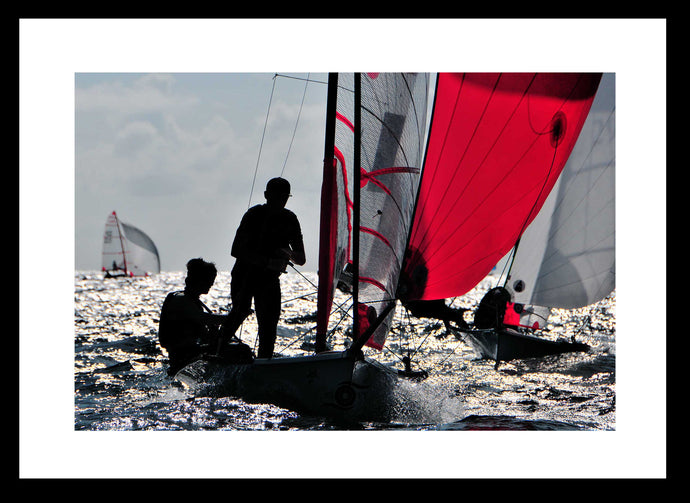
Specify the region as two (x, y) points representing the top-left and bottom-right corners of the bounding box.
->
(222, 177), (306, 358)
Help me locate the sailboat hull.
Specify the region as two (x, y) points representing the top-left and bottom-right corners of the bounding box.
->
(464, 327), (589, 362)
(175, 351), (398, 422)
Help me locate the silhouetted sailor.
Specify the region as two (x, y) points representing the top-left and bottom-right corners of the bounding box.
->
(158, 258), (226, 375)
(222, 177), (306, 358)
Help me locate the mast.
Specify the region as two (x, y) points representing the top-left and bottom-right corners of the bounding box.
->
(113, 211), (128, 275)
(352, 73), (361, 343)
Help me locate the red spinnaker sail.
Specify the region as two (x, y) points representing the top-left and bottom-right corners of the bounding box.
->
(403, 73), (602, 301)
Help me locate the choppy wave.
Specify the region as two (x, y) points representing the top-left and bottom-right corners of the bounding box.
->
(74, 270), (615, 431)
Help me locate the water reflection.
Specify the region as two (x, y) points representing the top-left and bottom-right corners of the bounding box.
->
(74, 271), (615, 431)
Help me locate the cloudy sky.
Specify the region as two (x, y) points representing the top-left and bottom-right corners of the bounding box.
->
(75, 71), (329, 272)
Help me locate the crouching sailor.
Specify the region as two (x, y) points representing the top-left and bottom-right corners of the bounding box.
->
(158, 258), (228, 376)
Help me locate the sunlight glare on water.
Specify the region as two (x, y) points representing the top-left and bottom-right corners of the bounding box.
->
(74, 270), (616, 432)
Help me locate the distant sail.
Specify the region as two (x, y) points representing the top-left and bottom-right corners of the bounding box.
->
(101, 211), (160, 276)
(404, 73), (602, 301)
(506, 73), (615, 311)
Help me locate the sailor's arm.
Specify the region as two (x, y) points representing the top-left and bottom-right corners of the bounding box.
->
(286, 216), (306, 266)
(286, 240), (306, 266)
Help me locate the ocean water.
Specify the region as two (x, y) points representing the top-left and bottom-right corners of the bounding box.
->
(74, 270), (616, 434)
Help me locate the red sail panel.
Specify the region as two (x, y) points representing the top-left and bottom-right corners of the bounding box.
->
(316, 155), (338, 339)
(316, 74), (355, 342)
(403, 73), (601, 301)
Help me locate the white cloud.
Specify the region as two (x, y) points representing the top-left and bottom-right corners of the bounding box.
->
(75, 72), (327, 271)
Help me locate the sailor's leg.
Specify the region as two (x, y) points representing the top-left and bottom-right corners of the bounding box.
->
(217, 269), (254, 353)
(254, 276), (281, 358)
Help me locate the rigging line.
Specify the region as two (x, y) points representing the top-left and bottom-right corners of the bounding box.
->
(497, 245), (516, 285)
(275, 324), (317, 353)
(248, 74), (278, 209)
(279, 299), (352, 354)
(286, 262), (356, 314)
(435, 338), (464, 368)
(406, 327), (435, 364)
(382, 342), (407, 365)
(328, 301), (352, 337)
(334, 294), (354, 315)
(288, 262), (315, 288)
(395, 307), (435, 362)
(280, 72), (310, 177)
(281, 290), (317, 305)
(403, 308), (414, 356)
(274, 73), (328, 86)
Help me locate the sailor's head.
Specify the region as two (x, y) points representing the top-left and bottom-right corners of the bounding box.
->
(185, 257), (217, 294)
(264, 177), (291, 207)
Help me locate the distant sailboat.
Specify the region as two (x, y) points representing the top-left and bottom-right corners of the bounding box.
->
(101, 211), (160, 277)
